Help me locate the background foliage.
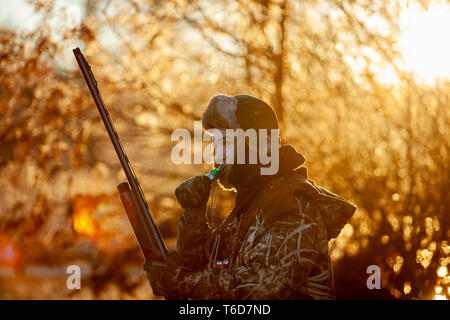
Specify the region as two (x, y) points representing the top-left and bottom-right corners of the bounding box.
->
(0, 0), (448, 299)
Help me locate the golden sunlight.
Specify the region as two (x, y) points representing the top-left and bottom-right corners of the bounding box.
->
(72, 196), (103, 238)
(399, 2), (450, 84)
(73, 209), (98, 238)
(437, 266), (448, 278)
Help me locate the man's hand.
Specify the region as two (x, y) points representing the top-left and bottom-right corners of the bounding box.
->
(175, 175), (211, 208)
(144, 250), (183, 297)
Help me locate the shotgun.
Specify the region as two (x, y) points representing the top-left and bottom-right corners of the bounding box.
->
(73, 47), (167, 262)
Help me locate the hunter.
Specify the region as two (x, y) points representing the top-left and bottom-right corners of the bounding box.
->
(144, 94), (356, 299)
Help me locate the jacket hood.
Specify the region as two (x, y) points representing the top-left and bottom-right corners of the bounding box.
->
(235, 145), (357, 240)
(279, 145), (356, 239)
(235, 145), (356, 240)
(303, 179), (357, 240)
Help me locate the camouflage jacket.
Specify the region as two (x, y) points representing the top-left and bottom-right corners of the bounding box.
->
(162, 167), (356, 299)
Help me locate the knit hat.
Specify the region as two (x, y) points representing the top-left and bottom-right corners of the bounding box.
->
(202, 94), (278, 131)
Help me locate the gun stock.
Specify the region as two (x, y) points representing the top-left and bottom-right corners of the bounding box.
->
(73, 47), (167, 261)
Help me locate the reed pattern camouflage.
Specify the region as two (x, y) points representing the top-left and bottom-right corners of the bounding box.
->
(145, 163), (356, 299)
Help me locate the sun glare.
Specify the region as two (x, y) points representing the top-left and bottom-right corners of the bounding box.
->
(398, 2), (450, 84)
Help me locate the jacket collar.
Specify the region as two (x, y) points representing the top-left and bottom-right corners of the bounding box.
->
(232, 144), (306, 208)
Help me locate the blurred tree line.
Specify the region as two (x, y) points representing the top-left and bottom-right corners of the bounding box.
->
(0, 0), (448, 299)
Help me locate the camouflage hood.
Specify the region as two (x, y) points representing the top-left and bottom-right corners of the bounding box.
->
(242, 145), (357, 240)
(290, 171), (357, 240)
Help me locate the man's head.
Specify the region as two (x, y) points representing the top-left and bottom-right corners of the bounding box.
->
(202, 94), (279, 190)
